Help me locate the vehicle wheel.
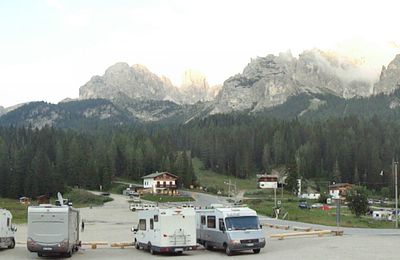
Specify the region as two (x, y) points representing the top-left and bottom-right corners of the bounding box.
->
(8, 239), (15, 249)
(253, 248), (261, 254)
(64, 251), (72, 258)
(175, 251), (183, 255)
(135, 241), (140, 250)
(204, 241), (212, 250)
(148, 243), (156, 255)
(224, 244), (232, 256)
(37, 252), (43, 257)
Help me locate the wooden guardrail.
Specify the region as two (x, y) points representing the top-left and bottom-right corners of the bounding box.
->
(270, 230), (344, 240)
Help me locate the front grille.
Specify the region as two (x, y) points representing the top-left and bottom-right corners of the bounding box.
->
(240, 239), (259, 244)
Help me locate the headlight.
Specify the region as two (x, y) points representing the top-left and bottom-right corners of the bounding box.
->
(230, 239), (241, 244)
(259, 237), (265, 242)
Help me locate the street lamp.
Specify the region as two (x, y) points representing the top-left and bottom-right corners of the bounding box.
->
(224, 179), (237, 200)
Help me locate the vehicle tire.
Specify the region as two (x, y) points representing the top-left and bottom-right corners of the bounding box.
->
(64, 251), (72, 258)
(224, 244), (232, 256)
(135, 240), (140, 250)
(253, 248), (261, 254)
(8, 239), (15, 249)
(204, 241), (212, 250)
(37, 252), (43, 257)
(148, 243), (156, 255)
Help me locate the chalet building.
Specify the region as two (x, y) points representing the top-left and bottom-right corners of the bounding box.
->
(329, 183), (352, 199)
(142, 171), (178, 195)
(257, 175), (279, 189)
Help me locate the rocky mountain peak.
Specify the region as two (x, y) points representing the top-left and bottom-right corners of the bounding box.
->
(373, 54), (400, 94)
(211, 49), (374, 114)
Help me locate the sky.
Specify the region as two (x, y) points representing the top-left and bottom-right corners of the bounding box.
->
(1, 0), (400, 107)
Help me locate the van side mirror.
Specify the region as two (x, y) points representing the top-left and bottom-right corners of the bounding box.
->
(131, 227), (138, 233)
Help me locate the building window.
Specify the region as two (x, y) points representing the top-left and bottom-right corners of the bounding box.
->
(7, 218), (10, 227)
(170, 181), (173, 186)
(163, 181), (166, 187)
(207, 216), (216, 228)
(139, 219), (146, 231)
(150, 219), (154, 230)
(201, 215), (206, 225)
(154, 215), (159, 222)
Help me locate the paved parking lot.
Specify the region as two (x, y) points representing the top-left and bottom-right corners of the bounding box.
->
(2, 193), (400, 259)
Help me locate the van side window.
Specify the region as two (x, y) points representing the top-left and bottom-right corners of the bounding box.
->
(219, 218), (225, 231)
(139, 219), (146, 231)
(207, 216), (216, 228)
(154, 215), (159, 222)
(201, 215), (206, 225)
(150, 218), (154, 230)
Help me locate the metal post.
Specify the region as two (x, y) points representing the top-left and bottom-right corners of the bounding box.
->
(395, 162), (398, 228)
(336, 198), (341, 229)
(274, 188), (277, 207)
(228, 179), (231, 198)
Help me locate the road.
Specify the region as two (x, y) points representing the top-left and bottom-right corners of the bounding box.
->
(2, 192), (400, 259)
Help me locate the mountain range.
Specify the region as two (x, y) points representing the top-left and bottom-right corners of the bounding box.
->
(1, 49), (400, 128)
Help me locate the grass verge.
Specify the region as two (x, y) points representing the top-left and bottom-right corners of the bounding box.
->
(246, 198), (396, 229)
(0, 198), (28, 224)
(192, 158), (257, 194)
(63, 188), (113, 208)
(141, 194), (194, 203)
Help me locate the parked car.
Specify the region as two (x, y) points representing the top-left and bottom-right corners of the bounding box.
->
(311, 203), (323, 209)
(298, 201), (310, 209)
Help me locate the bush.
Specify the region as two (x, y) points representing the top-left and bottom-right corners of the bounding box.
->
(347, 186), (369, 217)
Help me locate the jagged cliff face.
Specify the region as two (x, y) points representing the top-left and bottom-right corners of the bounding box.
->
(211, 49), (375, 114)
(179, 70), (221, 104)
(373, 54), (400, 95)
(79, 63), (218, 105)
(80, 63), (175, 102)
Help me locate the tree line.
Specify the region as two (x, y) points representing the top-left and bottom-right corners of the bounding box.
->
(1, 114), (399, 198)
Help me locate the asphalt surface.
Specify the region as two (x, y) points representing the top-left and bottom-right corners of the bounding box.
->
(1, 191), (400, 259)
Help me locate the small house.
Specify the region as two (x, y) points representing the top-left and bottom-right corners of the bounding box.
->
(257, 175), (278, 189)
(329, 183), (352, 199)
(142, 171), (178, 195)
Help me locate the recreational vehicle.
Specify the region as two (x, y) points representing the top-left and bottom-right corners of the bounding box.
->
(0, 208), (16, 249)
(196, 206), (266, 255)
(132, 207), (197, 254)
(27, 194), (80, 257)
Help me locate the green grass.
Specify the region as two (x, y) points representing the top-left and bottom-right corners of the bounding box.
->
(192, 158), (257, 194)
(246, 198), (396, 229)
(141, 194), (194, 203)
(0, 198), (28, 224)
(62, 188), (113, 208)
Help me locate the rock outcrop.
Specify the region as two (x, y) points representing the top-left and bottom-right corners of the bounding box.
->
(211, 49), (375, 114)
(373, 54), (400, 94)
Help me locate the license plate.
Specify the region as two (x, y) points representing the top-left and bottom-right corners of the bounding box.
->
(43, 247), (53, 251)
(246, 243), (254, 247)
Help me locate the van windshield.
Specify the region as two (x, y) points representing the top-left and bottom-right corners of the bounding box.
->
(225, 216), (259, 231)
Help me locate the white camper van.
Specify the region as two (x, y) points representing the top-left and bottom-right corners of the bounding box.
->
(132, 207), (197, 254)
(196, 207), (266, 255)
(0, 208), (16, 249)
(27, 203), (80, 257)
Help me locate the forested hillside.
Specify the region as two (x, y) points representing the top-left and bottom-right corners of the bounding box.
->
(1, 114), (399, 198)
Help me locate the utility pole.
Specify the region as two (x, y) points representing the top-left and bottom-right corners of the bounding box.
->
(395, 161), (398, 228)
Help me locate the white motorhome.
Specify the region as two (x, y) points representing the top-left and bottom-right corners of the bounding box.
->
(196, 207), (266, 255)
(0, 208), (17, 249)
(132, 207), (197, 254)
(27, 202), (80, 257)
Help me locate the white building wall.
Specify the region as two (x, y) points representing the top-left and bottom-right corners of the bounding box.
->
(259, 181), (278, 189)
